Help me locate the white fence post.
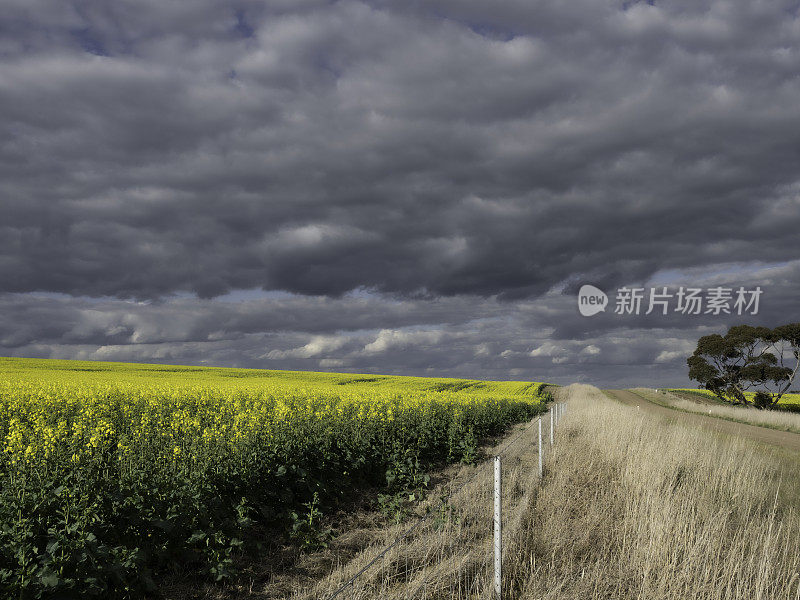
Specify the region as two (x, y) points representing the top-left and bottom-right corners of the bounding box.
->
(550, 407), (554, 446)
(494, 456), (502, 599)
(538, 417), (543, 478)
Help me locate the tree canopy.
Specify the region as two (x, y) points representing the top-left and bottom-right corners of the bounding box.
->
(687, 323), (800, 409)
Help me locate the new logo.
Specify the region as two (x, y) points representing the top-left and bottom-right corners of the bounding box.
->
(578, 284), (608, 317)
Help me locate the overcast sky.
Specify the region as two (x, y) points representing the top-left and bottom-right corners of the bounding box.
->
(3, 0), (800, 387)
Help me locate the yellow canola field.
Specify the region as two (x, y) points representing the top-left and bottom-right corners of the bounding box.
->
(0, 357), (549, 597)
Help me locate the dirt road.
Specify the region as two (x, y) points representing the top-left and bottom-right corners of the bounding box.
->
(604, 389), (800, 454)
(667, 390), (719, 405)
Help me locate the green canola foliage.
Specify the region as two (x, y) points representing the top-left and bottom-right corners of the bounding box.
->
(0, 357), (549, 598)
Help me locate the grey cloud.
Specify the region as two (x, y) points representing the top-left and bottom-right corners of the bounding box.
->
(0, 292), (513, 349)
(3, 0), (800, 301)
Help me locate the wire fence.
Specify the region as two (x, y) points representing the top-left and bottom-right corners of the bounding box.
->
(297, 400), (568, 600)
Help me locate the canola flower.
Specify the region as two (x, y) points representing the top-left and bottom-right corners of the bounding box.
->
(0, 357), (549, 598)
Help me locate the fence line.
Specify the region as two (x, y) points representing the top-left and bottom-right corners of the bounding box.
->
(538, 417), (543, 479)
(493, 456), (502, 599)
(321, 401), (568, 600)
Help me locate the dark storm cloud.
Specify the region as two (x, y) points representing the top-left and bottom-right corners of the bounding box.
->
(3, 0), (800, 300)
(3, 0), (800, 385)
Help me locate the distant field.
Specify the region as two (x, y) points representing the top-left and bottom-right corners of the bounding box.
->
(668, 387), (800, 412)
(0, 357), (549, 598)
(0, 355), (548, 396)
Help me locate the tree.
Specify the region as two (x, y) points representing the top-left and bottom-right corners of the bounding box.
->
(687, 323), (800, 409)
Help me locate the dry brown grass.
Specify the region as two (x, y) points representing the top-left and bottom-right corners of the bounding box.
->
(515, 384), (800, 600)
